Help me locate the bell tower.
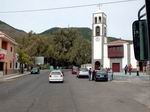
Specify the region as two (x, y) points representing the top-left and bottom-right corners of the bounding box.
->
(92, 9), (107, 70)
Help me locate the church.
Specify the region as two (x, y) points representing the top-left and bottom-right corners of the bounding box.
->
(91, 9), (138, 72)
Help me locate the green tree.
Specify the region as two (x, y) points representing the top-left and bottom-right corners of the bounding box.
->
(17, 49), (32, 73)
(52, 28), (91, 66)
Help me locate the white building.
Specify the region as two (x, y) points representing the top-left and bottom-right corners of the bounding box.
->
(92, 9), (107, 70)
(92, 9), (138, 72)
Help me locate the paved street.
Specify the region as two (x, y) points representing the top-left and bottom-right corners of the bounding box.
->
(0, 70), (150, 112)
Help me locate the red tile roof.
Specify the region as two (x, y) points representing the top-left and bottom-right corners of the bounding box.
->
(107, 40), (128, 46)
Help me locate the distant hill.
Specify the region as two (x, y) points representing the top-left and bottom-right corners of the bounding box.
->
(40, 27), (92, 41)
(41, 27), (132, 43)
(0, 20), (27, 39)
(0, 20), (132, 43)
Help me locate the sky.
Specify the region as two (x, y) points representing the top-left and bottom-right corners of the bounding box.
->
(0, 0), (146, 40)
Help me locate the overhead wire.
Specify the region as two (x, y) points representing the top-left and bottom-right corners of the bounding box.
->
(0, 0), (137, 13)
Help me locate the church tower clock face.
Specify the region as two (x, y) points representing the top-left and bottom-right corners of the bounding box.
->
(95, 37), (100, 41)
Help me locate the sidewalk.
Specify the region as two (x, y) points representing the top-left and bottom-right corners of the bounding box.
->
(112, 72), (150, 82)
(0, 71), (30, 82)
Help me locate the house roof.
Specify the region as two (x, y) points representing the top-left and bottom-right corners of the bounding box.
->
(107, 40), (129, 46)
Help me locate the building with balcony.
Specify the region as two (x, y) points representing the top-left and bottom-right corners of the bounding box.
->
(92, 9), (138, 72)
(0, 31), (18, 76)
(103, 40), (137, 72)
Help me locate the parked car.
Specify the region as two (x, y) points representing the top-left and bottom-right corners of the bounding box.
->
(72, 66), (79, 74)
(77, 68), (89, 78)
(31, 67), (40, 74)
(49, 70), (64, 83)
(94, 70), (108, 81)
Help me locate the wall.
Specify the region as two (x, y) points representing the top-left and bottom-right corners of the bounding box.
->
(0, 37), (16, 75)
(103, 44), (110, 68)
(130, 44), (137, 68)
(122, 43), (128, 69)
(93, 37), (102, 59)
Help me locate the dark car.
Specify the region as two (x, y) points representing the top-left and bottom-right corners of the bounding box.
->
(31, 67), (40, 74)
(72, 66), (79, 74)
(94, 70), (108, 81)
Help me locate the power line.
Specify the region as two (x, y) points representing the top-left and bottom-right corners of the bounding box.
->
(0, 0), (137, 13)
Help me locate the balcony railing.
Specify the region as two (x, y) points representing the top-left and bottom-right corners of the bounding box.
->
(0, 48), (7, 54)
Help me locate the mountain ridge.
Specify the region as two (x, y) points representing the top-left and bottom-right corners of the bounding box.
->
(0, 20), (27, 39)
(0, 20), (132, 43)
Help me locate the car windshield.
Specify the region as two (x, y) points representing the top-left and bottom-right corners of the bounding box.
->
(32, 68), (38, 70)
(97, 70), (106, 75)
(80, 68), (88, 71)
(51, 72), (61, 75)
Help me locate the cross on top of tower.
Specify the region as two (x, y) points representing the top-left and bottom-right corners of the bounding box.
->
(94, 4), (104, 13)
(98, 3), (102, 10)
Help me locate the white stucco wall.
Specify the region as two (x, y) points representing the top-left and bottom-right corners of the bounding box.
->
(130, 44), (137, 68)
(93, 37), (102, 59)
(93, 13), (103, 23)
(122, 43), (128, 69)
(103, 44), (110, 68)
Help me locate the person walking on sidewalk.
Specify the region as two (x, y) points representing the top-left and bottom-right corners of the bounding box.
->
(124, 65), (128, 75)
(88, 68), (92, 81)
(128, 64), (132, 75)
(137, 65), (139, 76)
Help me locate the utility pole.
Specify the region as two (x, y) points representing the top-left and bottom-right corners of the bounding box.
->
(145, 0), (150, 77)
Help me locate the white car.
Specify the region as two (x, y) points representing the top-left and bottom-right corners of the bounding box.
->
(77, 68), (89, 78)
(49, 70), (64, 83)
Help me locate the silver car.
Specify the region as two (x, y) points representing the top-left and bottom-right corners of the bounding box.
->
(77, 68), (89, 78)
(49, 70), (64, 83)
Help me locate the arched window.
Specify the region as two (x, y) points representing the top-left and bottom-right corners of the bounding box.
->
(96, 26), (100, 36)
(99, 16), (101, 23)
(95, 17), (97, 24)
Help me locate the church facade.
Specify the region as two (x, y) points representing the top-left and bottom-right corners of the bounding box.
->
(92, 10), (138, 72)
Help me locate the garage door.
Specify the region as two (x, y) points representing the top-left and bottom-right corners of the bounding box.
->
(112, 63), (120, 72)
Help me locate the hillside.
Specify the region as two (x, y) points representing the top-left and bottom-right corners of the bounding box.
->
(0, 20), (132, 43)
(0, 20), (27, 40)
(41, 27), (132, 43)
(40, 27), (92, 41)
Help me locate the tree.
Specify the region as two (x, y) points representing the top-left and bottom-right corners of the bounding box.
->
(52, 28), (91, 66)
(17, 49), (32, 73)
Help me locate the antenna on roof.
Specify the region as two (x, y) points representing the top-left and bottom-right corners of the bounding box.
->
(98, 3), (102, 10)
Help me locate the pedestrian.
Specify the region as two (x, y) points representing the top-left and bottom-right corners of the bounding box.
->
(137, 65), (139, 76)
(124, 65), (128, 75)
(110, 68), (113, 80)
(128, 64), (132, 75)
(88, 68), (92, 81)
(92, 70), (96, 80)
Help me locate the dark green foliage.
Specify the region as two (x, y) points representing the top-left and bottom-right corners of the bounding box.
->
(40, 27), (92, 41)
